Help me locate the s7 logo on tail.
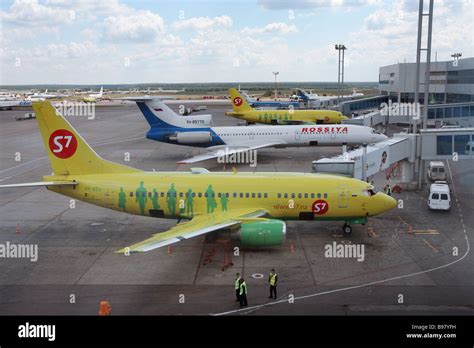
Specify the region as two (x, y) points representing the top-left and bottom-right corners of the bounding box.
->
(48, 129), (77, 159)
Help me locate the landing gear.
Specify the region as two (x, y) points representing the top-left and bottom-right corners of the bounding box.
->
(342, 224), (352, 235)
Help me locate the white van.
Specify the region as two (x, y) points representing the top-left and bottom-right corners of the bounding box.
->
(427, 161), (447, 181)
(428, 181), (451, 211)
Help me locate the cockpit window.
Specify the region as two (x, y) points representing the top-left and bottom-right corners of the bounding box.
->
(362, 187), (377, 196)
(371, 129), (381, 134)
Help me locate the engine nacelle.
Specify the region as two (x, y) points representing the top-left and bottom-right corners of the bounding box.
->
(170, 131), (213, 144)
(182, 114), (213, 127)
(237, 220), (286, 247)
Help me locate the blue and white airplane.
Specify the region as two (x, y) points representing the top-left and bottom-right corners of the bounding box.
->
(128, 97), (387, 164)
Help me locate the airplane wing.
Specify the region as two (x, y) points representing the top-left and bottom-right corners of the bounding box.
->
(177, 141), (285, 164)
(116, 208), (268, 253)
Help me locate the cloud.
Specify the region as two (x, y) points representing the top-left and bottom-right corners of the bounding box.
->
(241, 22), (298, 35)
(258, 0), (378, 10)
(172, 15), (233, 31)
(102, 10), (165, 43)
(0, 0), (75, 26)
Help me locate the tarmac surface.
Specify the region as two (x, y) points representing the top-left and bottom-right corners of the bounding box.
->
(0, 103), (473, 315)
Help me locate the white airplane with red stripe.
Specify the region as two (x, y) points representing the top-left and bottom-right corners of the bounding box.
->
(130, 98), (388, 164)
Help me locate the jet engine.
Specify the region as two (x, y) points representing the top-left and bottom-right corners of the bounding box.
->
(169, 131), (213, 144)
(236, 220), (286, 247)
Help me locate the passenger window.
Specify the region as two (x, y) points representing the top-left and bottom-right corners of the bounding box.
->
(161, 192), (164, 197)
(317, 193), (321, 198)
(240, 193), (243, 198)
(298, 193), (302, 198)
(226, 193), (229, 198)
(291, 193), (295, 198)
(218, 193), (221, 197)
(198, 192), (202, 198)
(179, 192), (183, 198)
(148, 192), (152, 198)
(304, 193), (308, 198)
(130, 192), (133, 197)
(324, 193), (328, 198)
(257, 193), (261, 198)
(284, 193), (288, 198)
(264, 193), (268, 198)
(278, 193), (282, 198)
(246, 193), (250, 198)
(311, 193), (315, 198)
(251, 193), (256, 198)
(233, 193), (237, 198)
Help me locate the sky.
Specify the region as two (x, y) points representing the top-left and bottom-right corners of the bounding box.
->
(0, 0), (473, 84)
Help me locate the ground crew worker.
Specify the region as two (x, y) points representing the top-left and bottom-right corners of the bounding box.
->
(239, 278), (248, 308)
(234, 273), (241, 302)
(268, 269), (278, 299)
(384, 184), (392, 196)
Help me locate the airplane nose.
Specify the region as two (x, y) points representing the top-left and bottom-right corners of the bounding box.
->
(369, 192), (397, 215)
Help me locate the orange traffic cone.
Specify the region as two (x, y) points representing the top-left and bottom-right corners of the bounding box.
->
(98, 300), (111, 316)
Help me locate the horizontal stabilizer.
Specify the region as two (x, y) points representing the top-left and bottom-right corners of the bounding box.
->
(0, 181), (77, 188)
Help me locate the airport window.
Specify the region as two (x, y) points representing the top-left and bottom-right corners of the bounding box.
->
(462, 106), (470, 117)
(454, 135), (471, 154)
(453, 107), (461, 117)
(264, 193), (268, 198)
(278, 193), (282, 198)
(437, 135), (452, 155)
(471, 106), (474, 116)
(428, 109), (435, 119)
(445, 107), (453, 118)
(436, 108), (444, 119)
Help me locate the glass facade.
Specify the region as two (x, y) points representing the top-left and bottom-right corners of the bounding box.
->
(427, 103), (474, 119)
(436, 134), (473, 156)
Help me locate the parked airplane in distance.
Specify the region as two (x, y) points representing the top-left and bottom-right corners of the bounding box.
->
(0, 101), (397, 253)
(83, 86), (103, 103)
(226, 88), (347, 125)
(128, 97), (387, 164)
(240, 90), (300, 109)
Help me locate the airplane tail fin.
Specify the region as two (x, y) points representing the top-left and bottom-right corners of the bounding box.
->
(33, 101), (140, 176)
(134, 98), (184, 128)
(228, 88), (253, 113)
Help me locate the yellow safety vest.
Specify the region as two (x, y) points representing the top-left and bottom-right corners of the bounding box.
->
(239, 282), (247, 295)
(235, 277), (241, 290)
(270, 274), (277, 286)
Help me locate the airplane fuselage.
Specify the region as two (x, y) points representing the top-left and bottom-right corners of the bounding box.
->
(227, 109), (347, 124)
(145, 124), (386, 148)
(47, 172), (396, 223)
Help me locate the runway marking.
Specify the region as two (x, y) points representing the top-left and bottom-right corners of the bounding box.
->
(422, 238), (439, 253)
(212, 160), (470, 316)
(413, 230), (439, 235)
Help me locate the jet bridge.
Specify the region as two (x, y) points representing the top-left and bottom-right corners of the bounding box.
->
(313, 128), (474, 187)
(313, 134), (417, 184)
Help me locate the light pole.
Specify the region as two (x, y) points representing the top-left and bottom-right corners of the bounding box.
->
(335, 44), (347, 103)
(272, 71), (279, 100)
(451, 53), (462, 66)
